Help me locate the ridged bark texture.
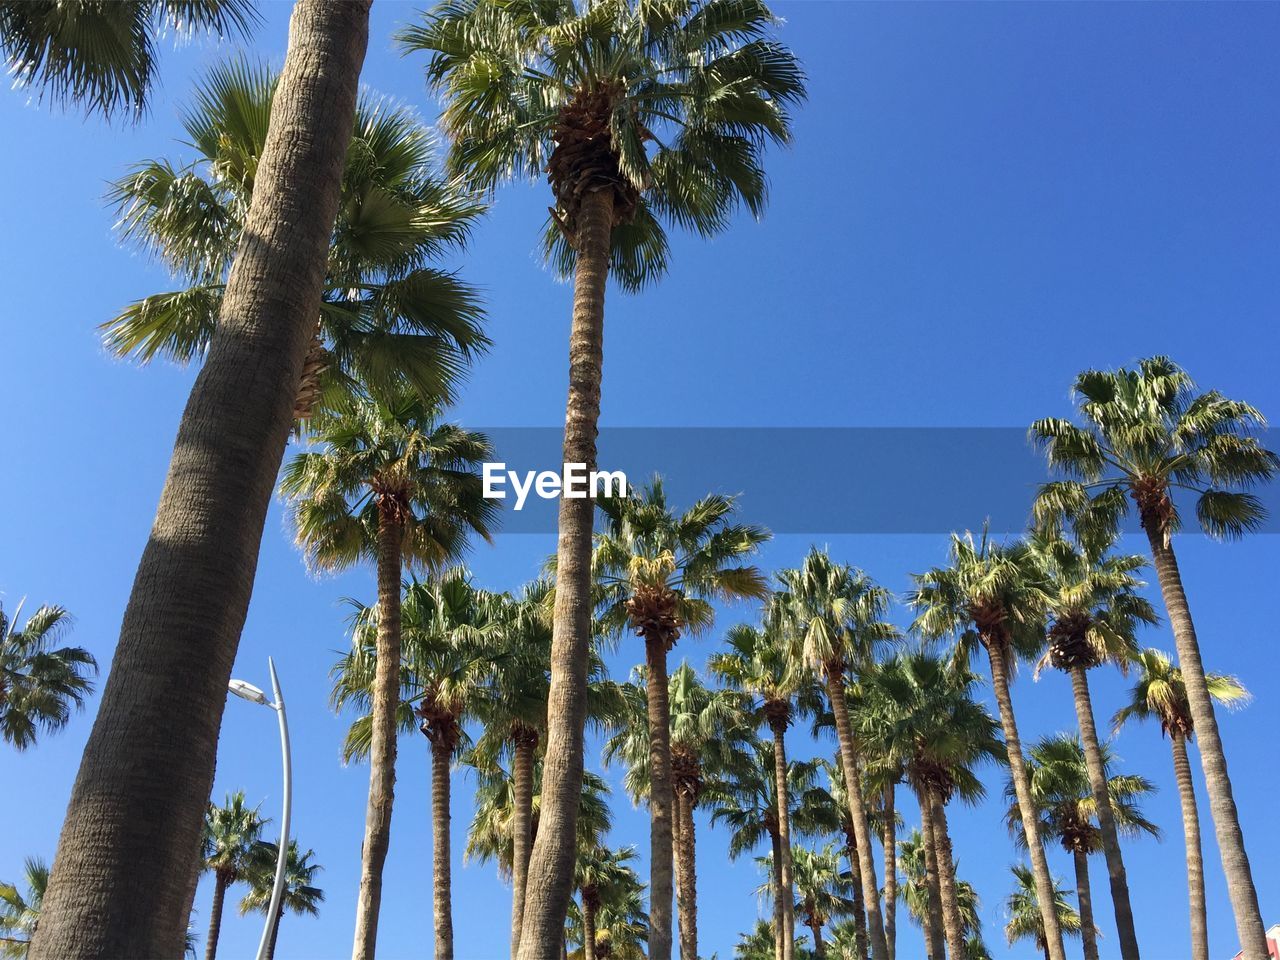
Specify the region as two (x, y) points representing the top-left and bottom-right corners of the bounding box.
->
(516, 187), (614, 960)
(674, 789), (698, 960)
(916, 789), (947, 960)
(582, 901), (597, 960)
(986, 645), (1067, 960)
(351, 510), (404, 960)
(1145, 530), (1268, 960)
(645, 637), (676, 960)
(432, 738), (455, 960)
(844, 842), (868, 960)
(825, 673), (889, 960)
(511, 733), (537, 957)
(204, 874), (228, 960)
(770, 831), (785, 960)
(1073, 848), (1100, 960)
(929, 790), (968, 960)
(1172, 732), (1210, 960)
(1069, 666), (1140, 959)
(771, 721), (797, 960)
(29, 4), (370, 956)
(881, 786), (897, 960)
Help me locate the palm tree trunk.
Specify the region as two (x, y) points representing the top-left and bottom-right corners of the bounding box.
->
(28, 7), (370, 956)
(431, 738), (455, 960)
(582, 900), (598, 960)
(204, 874), (228, 960)
(1069, 666), (1140, 959)
(351, 509), (404, 960)
(881, 785), (897, 960)
(1144, 530), (1268, 960)
(771, 830), (785, 960)
(511, 731), (537, 958)
(825, 673), (889, 960)
(1172, 731), (1209, 960)
(674, 788), (699, 960)
(517, 186), (614, 960)
(929, 789), (968, 960)
(844, 842), (869, 960)
(985, 644), (1067, 960)
(770, 721), (797, 960)
(916, 788), (947, 960)
(809, 919), (827, 960)
(1072, 848), (1100, 960)
(266, 904), (284, 960)
(645, 636), (676, 960)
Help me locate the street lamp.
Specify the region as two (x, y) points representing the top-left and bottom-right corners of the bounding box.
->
(227, 658), (292, 960)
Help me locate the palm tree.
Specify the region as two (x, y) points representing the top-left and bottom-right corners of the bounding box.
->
(712, 744), (827, 960)
(736, 922), (815, 960)
(239, 841), (324, 960)
(332, 571), (502, 960)
(399, 7), (804, 953)
(200, 791), (267, 960)
(1028, 532), (1158, 959)
(0, 603), (96, 750)
(33, 8), (374, 954)
(773, 549), (896, 960)
(1009, 735), (1159, 960)
(1113, 649), (1250, 960)
(859, 653), (1003, 960)
(908, 531), (1067, 960)
(0, 0), (254, 116)
(895, 830), (940, 960)
(574, 846), (641, 960)
(604, 664), (756, 960)
(0, 857), (46, 959)
(787, 845), (856, 959)
(1031, 357), (1277, 959)
(711, 621), (819, 960)
(568, 857), (649, 960)
(593, 480), (770, 959)
(1004, 864), (1085, 960)
(283, 397), (493, 959)
(104, 60), (487, 423)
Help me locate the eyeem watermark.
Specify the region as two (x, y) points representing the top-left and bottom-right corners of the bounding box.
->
(482, 462), (628, 511)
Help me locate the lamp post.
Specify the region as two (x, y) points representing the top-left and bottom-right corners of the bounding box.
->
(227, 658), (291, 960)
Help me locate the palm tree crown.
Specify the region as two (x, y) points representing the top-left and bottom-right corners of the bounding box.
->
(1004, 865), (1084, 954)
(202, 792), (267, 886)
(239, 841), (324, 920)
(0, 603), (96, 750)
(0, 856), (46, 959)
(1112, 648), (1250, 740)
(398, 0), (806, 289)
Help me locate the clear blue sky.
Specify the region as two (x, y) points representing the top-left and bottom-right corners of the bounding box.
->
(2, 2), (1278, 958)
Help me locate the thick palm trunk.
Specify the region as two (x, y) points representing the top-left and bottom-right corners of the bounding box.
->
(674, 789), (698, 960)
(1144, 531), (1267, 959)
(1072, 849), (1099, 960)
(770, 722), (797, 960)
(916, 789), (947, 960)
(770, 830), (785, 960)
(351, 511), (404, 960)
(204, 874), (229, 960)
(825, 673), (889, 960)
(432, 739), (455, 960)
(986, 646), (1066, 960)
(809, 920), (826, 959)
(843, 842), (869, 960)
(582, 900), (598, 960)
(29, 6), (370, 957)
(1172, 732), (1209, 960)
(881, 786), (897, 960)
(517, 187), (614, 960)
(929, 790), (968, 960)
(644, 637), (676, 960)
(1069, 666), (1139, 959)
(511, 732), (537, 957)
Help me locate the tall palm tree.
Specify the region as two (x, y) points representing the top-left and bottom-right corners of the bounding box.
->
(567, 857), (649, 960)
(0, 857), (46, 959)
(1112, 649), (1250, 960)
(332, 571), (502, 960)
(104, 59), (487, 423)
(1031, 356), (1277, 959)
(773, 549), (897, 960)
(284, 396), (492, 959)
(0, 0), (254, 116)
(908, 531), (1068, 960)
(801, 757), (873, 960)
(574, 846), (640, 960)
(1004, 864), (1085, 960)
(593, 480), (770, 959)
(1008, 735), (1159, 960)
(200, 791), (267, 960)
(786, 845), (856, 959)
(859, 653), (1003, 960)
(1028, 532), (1158, 960)
(32, 8), (374, 955)
(400, 7), (804, 953)
(239, 841), (324, 960)
(711, 621), (819, 960)
(895, 834), (987, 960)
(0, 603), (96, 750)
(603, 664), (756, 960)
(895, 830), (940, 960)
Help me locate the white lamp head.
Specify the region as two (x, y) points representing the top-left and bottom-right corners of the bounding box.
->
(228, 679), (269, 705)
